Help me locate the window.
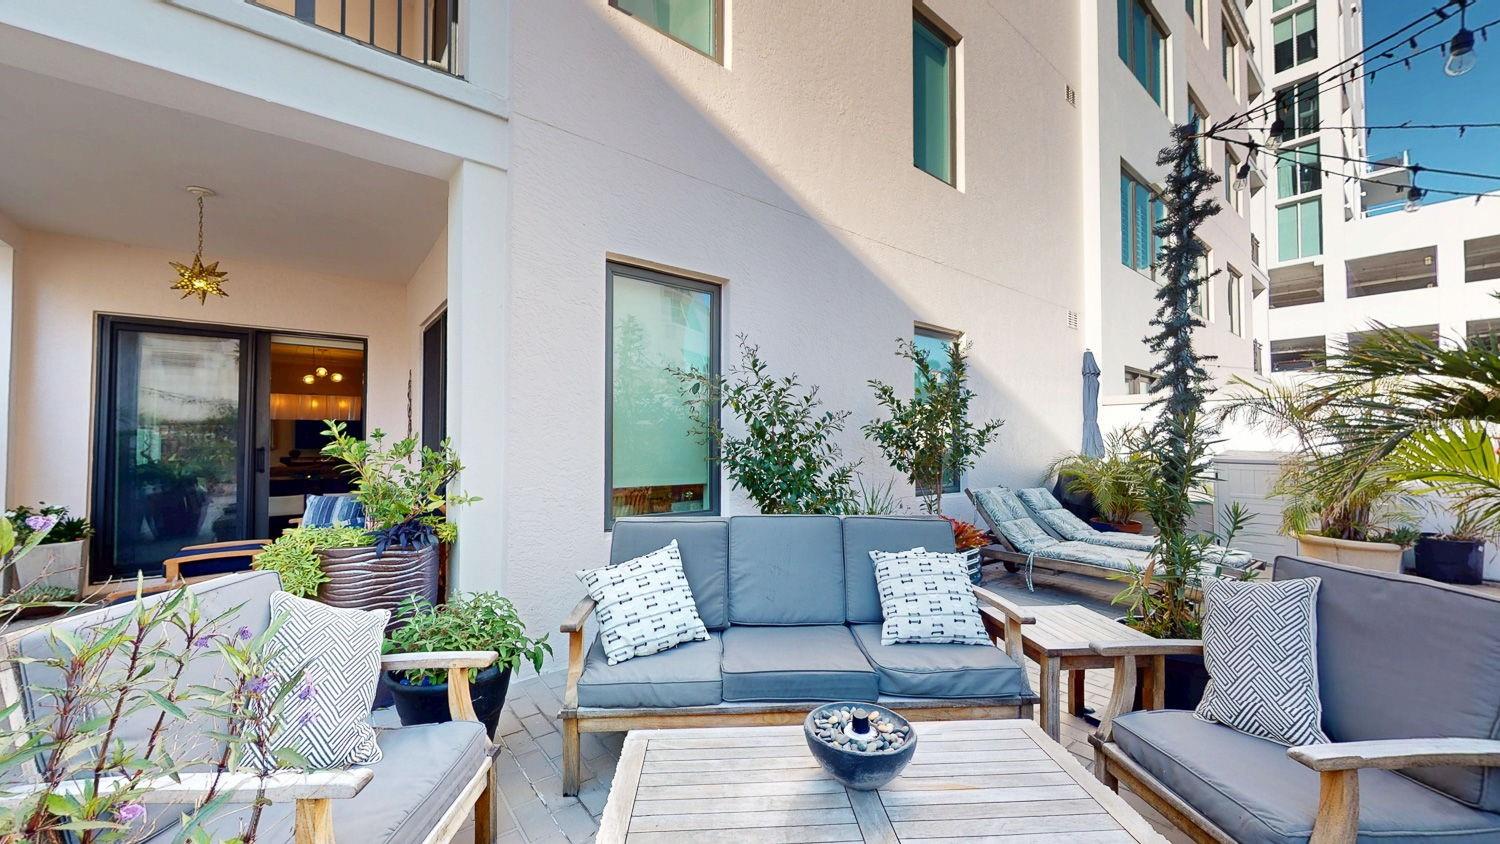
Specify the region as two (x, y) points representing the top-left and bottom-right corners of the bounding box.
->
(1185, 0), (1198, 22)
(1276, 141), (1322, 198)
(1466, 234), (1500, 282)
(606, 262), (720, 527)
(1227, 266), (1244, 336)
(1121, 168), (1163, 272)
(1273, 6), (1317, 72)
(1222, 21), (1237, 92)
(914, 10), (957, 184)
(1274, 79), (1319, 142)
(913, 326), (962, 495)
(1118, 0), (1167, 107)
(1191, 240), (1213, 320)
(610, 0), (721, 60)
(1224, 148), (1243, 213)
(1124, 367), (1158, 395)
(1188, 95), (1210, 166)
(1346, 247), (1438, 298)
(1277, 198), (1322, 260)
(1271, 335), (1325, 372)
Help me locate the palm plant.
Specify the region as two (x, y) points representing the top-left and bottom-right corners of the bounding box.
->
(1046, 428), (1152, 526)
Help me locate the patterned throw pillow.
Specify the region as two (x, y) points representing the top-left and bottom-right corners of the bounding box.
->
(1195, 577), (1329, 747)
(250, 592), (387, 770)
(577, 541), (710, 666)
(870, 549), (990, 646)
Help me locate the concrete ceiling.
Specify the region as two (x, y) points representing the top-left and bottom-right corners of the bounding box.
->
(0, 65), (447, 283)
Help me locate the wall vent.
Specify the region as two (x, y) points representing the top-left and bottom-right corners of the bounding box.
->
(1067, 310), (1079, 330)
(1066, 85), (1077, 107)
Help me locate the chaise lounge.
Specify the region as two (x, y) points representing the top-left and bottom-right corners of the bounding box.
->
(558, 514), (1041, 795)
(1016, 487), (1256, 569)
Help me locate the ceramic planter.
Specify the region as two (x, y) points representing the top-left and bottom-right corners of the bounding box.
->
(1295, 533), (1403, 574)
(15, 539), (85, 594)
(381, 665), (512, 736)
(317, 543), (440, 623)
(1414, 536), (1485, 586)
(1091, 519), (1144, 534)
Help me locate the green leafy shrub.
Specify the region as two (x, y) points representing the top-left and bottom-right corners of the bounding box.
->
(1046, 428), (1153, 525)
(251, 526), (372, 598)
(6, 503), (92, 544)
(384, 593), (551, 685)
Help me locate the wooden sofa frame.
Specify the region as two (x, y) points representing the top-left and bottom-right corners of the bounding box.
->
(556, 584), (1041, 796)
(1084, 639), (1500, 844)
(0, 624), (501, 844)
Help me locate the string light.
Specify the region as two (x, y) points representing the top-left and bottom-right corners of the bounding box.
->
(1447, 0), (1479, 75)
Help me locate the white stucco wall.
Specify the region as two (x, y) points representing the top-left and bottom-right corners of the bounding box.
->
(497, 0), (1087, 647)
(4, 231), (414, 513)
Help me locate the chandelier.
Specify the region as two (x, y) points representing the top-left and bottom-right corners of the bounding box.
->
(301, 348), (345, 385)
(169, 186), (229, 305)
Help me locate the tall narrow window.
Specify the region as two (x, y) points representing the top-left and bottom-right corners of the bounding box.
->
(913, 326), (962, 495)
(1276, 141), (1322, 197)
(1273, 6), (1317, 72)
(611, 0), (721, 61)
(1277, 198), (1322, 260)
(1121, 168), (1162, 273)
(1188, 95), (1210, 166)
(1118, 0), (1167, 107)
(1192, 241), (1213, 320)
(1274, 79), (1319, 142)
(913, 10), (957, 184)
(607, 263), (720, 527)
(1227, 267), (1244, 335)
(1221, 22), (1237, 92)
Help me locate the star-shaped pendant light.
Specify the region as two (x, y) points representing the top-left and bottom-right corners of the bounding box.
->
(169, 186), (229, 304)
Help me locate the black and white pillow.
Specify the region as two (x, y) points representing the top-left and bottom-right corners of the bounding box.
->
(1195, 577), (1329, 747)
(249, 592), (387, 770)
(871, 548), (990, 646)
(577, 541), (709, 666)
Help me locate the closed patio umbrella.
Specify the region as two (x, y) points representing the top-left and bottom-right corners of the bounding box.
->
(1081, 350), (1105, 458)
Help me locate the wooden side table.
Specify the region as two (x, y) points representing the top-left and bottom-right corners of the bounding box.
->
(991, 603), (1165, 741)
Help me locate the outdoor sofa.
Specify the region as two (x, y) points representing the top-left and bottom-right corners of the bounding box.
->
(558, 514), (1041, 795)
(1089, 556), (1500, 843)
(1, 571), (498, 844)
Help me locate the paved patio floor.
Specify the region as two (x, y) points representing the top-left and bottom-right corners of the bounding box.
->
(430, 563), (1192, 843)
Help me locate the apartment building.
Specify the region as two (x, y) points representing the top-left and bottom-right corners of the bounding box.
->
(1251, 0), (1500, 372)
(1082, 0), (1270, 398)
(1, 2), (1095, 637)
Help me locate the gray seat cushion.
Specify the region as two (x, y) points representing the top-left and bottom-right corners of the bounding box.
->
(610, 517), (730, 629)
(1113, 710), (1500, 844)
(842, 516), (956, 624)
(728, 516), (845, 625)
(1276, 556), (1500, 811)
(720, 625), (877, 702)
(849, 624), (1028, 699)
(145, 721), (489, 844)
(577, 633), (722, 708)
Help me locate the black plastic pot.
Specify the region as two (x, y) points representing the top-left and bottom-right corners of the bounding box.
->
(1414, 535), (1485, 586)
(381, 665), (512, 736)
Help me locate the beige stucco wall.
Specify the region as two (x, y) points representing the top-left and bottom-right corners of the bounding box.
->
(4, 230), (417, 517)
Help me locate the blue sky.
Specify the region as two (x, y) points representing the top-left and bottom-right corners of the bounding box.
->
(1361, 0), (1500, 202)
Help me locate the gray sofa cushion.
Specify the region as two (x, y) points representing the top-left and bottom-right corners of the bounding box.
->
(145, 721), (489, 844)
(720, 625), (877, 702)
(577, 633), (722, 708)
(849, 624), (1028, 699)
(728, 516), (845, 625)
(610, 517), (730, 629)
(1276, 556), (1500, 811)
(842, 516), (956, 624)
(1113, 710), (1500, 844)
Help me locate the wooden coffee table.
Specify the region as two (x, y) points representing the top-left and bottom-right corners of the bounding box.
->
(996, 604), (1165, 742)
(597, 718), (1165, 842)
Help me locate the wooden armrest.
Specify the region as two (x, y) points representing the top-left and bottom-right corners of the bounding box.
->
(1090, 639), (1203, 657)
(561, 595), (597, 633)
(971, 586), (1035, 624)
(174, 539), (273, 553)
(1, 770), (373, 806)
(1290, 739), (1500, 772)
(379, 650), (498, 671)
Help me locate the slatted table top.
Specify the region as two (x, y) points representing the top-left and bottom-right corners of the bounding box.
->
(597, 717), (1166, 843)
(1022, 604), (1156, 659)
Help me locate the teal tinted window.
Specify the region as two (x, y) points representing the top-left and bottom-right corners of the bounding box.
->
(1276, 141), (1321, 198)
(1118, 0), (1166, 105)
(1121, 170), (1161, 272)
(612, 0), (718, 59)
(914, 14), (955, 183)
(1277, 198), (1322, 260)
(608, 264), (718, 526)
(913, 327), (960, 495)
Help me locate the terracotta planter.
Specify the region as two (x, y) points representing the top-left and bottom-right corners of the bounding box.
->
(1090, 519), (1144, 534)
(1295, 533), (1403, 574)
(317, 544), (440, 624)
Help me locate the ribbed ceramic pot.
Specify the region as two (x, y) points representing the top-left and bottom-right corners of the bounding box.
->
(316, 544), (440, 624)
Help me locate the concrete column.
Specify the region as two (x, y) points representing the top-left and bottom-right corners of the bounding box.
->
(1434, 231), (1466, 348)
(445, 159), (508, 595)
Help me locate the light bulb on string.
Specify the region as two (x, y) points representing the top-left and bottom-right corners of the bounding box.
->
(1446, 0), (1478, 76)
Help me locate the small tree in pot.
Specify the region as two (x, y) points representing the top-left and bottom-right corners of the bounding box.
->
(1046, 429), (1153, 532)
(382, 593), (551, 735)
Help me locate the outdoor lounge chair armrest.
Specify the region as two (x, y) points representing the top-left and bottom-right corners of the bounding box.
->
(561, 595), (597, 633)
(1289, 738), (1500, 772)
(0, 769), (374, 807)
(379, 650), (498, 671)
(1089, 639), (1203, 657)
(971, 586), (1035, 624)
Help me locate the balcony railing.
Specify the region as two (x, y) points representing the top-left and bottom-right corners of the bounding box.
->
(251, 0), (460, 76)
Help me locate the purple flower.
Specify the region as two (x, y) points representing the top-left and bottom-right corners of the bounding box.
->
(296, 680), (316, 701)
(297, 709), (319, 727)
(236, 626), (253, 641)
(246, 674), (272, 695)
(192, 635), (215, 650)
(116, 802), (146, 824)
(25, 515), (56, 533)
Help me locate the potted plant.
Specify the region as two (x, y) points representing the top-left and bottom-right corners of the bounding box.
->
(252, 525), (375, 598)
(864, 338), (1004, 516)
(313, 421), (477, 615)
(5, 504), (91, 594)
(381, 593), (551, 735)
(1046, 430), (1152, 533)
(944, 516), (992, 583)
(1414, 508), (1488, 585)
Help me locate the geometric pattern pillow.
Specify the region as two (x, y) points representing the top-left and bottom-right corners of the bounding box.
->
(870, 549), (990, 646)
(248, 592), (387, 770)
(577, 541), (709, 666)
(1194, 577), (1329, 747)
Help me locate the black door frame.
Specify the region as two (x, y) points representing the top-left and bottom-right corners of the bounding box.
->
(91, 315), (368, 582)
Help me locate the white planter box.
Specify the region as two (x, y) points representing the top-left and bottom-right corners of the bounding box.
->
(15, 539), (86, 594)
